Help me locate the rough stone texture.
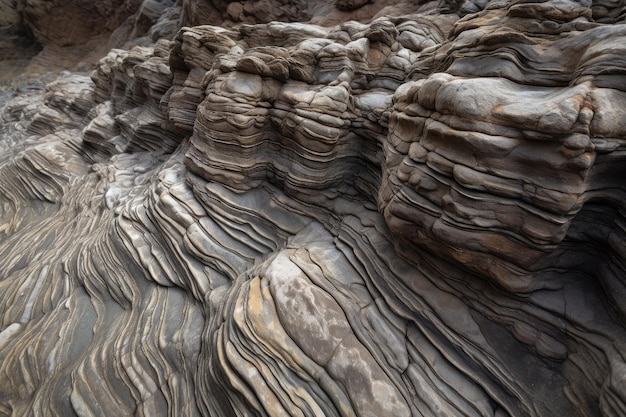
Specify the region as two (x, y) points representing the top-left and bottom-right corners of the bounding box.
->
(0, 0), (41, 81)
(180, 0), (444, 26)
(0, 0), (181, 74)
(1, 0), (626, 417)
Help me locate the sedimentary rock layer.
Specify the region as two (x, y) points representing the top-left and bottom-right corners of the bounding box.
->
(0, 0), (625, 416)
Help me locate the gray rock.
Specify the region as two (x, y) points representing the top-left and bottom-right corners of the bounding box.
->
(0, 0), (626, 416)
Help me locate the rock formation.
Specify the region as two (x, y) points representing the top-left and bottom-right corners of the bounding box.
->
(0, 0), (625, 416)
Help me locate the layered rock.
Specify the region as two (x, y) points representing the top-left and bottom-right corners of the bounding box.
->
(178, 0), (440, 26)
(0, 0), (626, 417)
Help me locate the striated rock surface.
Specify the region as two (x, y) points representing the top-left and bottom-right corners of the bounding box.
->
(1, 0), (626, 417)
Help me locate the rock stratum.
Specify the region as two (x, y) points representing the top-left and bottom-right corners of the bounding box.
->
(1, 0), (626, 416)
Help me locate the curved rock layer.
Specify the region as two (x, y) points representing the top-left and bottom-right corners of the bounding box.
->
(0, 0), (626, 417)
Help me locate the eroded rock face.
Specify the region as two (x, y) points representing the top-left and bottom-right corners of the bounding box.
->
(0, 0), (181, 74)
(0, 0), (626, 416)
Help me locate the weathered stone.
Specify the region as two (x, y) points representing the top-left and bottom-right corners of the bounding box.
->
(0, 0), (626, 417)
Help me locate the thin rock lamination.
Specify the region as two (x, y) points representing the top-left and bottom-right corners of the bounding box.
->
(0, 1), (625, 417)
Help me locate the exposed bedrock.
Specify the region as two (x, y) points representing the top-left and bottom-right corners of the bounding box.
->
(0, 0), (626, 417)
(0, 0), (181, 74)
(178, 0), (445, 26)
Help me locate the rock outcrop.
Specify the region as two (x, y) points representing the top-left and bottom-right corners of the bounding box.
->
(0, 0), (626, 416)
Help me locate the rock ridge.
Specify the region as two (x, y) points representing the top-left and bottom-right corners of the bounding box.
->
(0, 0), (625, 416)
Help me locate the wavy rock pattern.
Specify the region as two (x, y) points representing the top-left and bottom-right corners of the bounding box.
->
(1, 0), (626, 417)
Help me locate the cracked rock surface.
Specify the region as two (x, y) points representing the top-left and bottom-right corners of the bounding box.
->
(0, 0), (626, 416)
